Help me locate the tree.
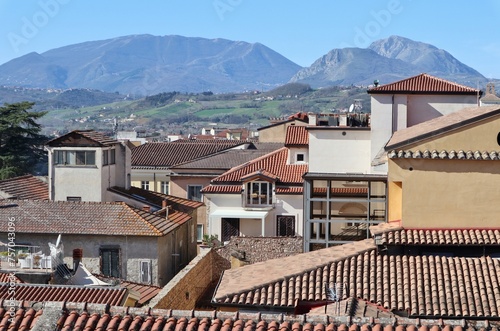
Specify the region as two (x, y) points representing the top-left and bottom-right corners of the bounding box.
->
(0, 102), (48, 180)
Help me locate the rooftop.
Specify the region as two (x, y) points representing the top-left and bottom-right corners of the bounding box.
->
(368, 73), (482, 95)
(0, 175), (48, 200)
(131, 139), (247, 168)
(46, 130), (119, 147)
(0, 200), (189, 237)
(385, 105), (500, 150)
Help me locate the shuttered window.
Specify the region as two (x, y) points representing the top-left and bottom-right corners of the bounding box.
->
(101, 248), (120, 278)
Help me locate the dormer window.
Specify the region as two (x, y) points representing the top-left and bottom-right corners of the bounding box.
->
(246, 181), (273, 206)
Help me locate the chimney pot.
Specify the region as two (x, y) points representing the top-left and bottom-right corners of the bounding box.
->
(143, 205), (151, 212)
(162, 200), (167, 208)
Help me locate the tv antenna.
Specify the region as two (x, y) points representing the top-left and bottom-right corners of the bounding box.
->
(324, 282), (347, 315)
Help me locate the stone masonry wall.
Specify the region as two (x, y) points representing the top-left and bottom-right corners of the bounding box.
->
(217, 236), (303, 264)
(149, 248), (229, 310)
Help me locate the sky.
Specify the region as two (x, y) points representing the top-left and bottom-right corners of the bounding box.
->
(1, 1), (500, 78)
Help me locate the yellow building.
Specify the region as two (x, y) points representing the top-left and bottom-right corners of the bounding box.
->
(386, 105), (500, 228)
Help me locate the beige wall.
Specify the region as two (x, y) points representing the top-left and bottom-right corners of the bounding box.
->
(258, 120), (307, 143)
(387, 115), (500, 228)
(131, 169), (170, 193)
(388, 158), (500, 228)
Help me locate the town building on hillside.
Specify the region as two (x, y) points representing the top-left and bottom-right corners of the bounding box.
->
(45, 130), (131, 202)
(302, 73), (482, 251)
(202, 126), (308, 242)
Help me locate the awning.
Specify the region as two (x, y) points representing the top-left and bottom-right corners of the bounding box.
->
(210, 208), (269, 220)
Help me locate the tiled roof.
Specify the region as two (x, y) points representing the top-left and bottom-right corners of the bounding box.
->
(386, 105), (500, 150)
(0, 283), (127, 305)
(368, 73), (481, 95)
(213, 239), (500, 318)
(0, 200), (186, 236)
(109, 186), (204, 211)
(200, 185), (242, 194)
(213, 239), (375, 305)
(170, 148), (281, 170)
(0, 273), (23, 283)
(131, 140), (246, 167)
(0, 306), (42, 330)
(371, 223), (500, 246)
(388, 149), (500, 160)
(211, 148), (308, 184)
(93, 275), (161, 306)
(4, 302), (500, 331)
(285, 126), (309, 146)
(276, 187), (303, 194)
(46, 130), (119, 147)
(241, 169), (279, 182)
(0, 175), (48, 200)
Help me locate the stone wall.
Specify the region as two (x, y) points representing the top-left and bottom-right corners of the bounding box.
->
(149, 248), (229, 310)
(217, 236), (303, 265)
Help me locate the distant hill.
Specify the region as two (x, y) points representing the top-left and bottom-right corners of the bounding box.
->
(0, 34), (301, 95)
(0, 35), (493, 94)
(290, 35), (488, 88)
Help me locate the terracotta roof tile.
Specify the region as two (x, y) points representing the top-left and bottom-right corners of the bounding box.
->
(131, 140), (247, 167)
(386, 105), (500, 150)
(109, 186), (203, 210)
(0, 200), (187, 236)
(371, 224), (500, 246)
(0, 175), (48, 200)
(211, 148), (308, 184)
(388, 149), (500, 160)
(368, 73), (481, 95)
(200, 185), (242, 194)
(0, 273), (22, 283)
(170, 148), (282, 170)
(2, 303), (500, 331)
(285, 126), (309, 146)
(213, 239), (500, 318)
(93, 275), (161, 306)
(46, 130), (119, 147)
(0, 284), (127, 305)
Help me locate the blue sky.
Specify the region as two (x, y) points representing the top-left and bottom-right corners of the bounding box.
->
(1, 1), (500, 78)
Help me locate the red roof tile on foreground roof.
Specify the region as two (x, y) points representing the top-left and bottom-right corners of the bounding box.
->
(213, 239), (500, 318)
(2, 302), (500, 331)
(109, 186), (204, 210)
(0, 273), (22, 283)
(131, 140), (246, 167)
(0, 284), (127, 306)
(370, 223), (500, 246)
(0, 175), (48, 200)
(211, 148), (308, 184)
(386, 105), (500, 150)
(368, 73), (481, 95)
(93, 274), (161, 306)
(285, 125), (308, 146)
(0, 200), (188, 236)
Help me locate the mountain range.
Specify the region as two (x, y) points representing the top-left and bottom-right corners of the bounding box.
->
(0, 35), (490, 95)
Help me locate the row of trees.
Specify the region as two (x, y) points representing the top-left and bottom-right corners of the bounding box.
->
(0, 102), (47, 180)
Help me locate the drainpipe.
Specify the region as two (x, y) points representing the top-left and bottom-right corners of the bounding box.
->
(391, 95), (396, 134)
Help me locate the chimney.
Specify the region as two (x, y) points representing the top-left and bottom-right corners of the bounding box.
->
(162, 200), (167, 208)
(308, 113), (317, 126)
(143, 205), (151, 212)
(73, 248), (83, 273)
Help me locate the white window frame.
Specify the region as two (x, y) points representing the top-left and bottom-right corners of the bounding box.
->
(196, 224), (203, 243)
(161, 181), (169, 195)
(140, 260), (152, 284)
(141, 181), (150, 190)
(245, 181), (273, 207)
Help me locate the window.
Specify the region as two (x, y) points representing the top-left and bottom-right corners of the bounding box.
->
(197, 224), (203, 243)
(221, 218), (239, 242)
(54, 150), (96, 166)
(161, 181), (169, 195)
(141, 181), (150, 190)
(103, 150), (109, 165)
(109, 149), (116, 164)
(140, 260), (151, 284)
(246, 181), (273, 206)
(100, 248), (120, 278)
(66, 197), (82, 202)
(187, 185), (202, 201)
(296, 153), (305, 162)
(277, 215), (295, 236)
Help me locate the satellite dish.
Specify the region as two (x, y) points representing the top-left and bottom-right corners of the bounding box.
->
(348, 104), (354, 113)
